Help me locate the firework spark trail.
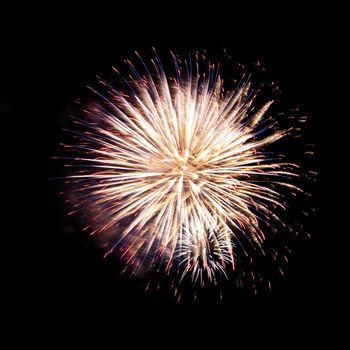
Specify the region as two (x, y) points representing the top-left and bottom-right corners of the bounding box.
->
(62, 52), (301, 286)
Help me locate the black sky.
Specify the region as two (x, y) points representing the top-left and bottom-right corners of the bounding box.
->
(2, 4), (338, 345)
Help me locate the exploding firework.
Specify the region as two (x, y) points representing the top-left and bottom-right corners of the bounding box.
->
(58, 50), (308, 290)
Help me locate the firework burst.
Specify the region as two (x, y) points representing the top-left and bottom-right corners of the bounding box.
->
(60, 51), (303, 288)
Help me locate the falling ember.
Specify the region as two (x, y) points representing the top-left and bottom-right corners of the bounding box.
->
(58, 50), (306, 288)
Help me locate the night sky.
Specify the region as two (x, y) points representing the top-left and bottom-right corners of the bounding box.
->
(2, 5), (336, 345)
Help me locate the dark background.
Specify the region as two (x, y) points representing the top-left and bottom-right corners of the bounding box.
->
(2, 4), (339, 345)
